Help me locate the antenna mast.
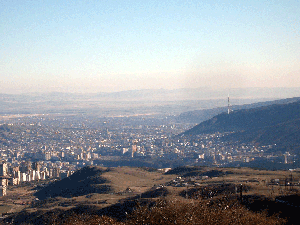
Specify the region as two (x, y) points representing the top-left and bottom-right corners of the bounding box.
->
(228, 94), (231, 114)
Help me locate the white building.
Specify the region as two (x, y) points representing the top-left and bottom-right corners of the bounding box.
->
(0, 186), (6, 196)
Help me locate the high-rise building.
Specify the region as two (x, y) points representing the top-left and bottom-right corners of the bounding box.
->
(0, 186), (7, 196)
(0, 163), (8, 176)
(53, 167), (60, 178)
(0, 178), (8, 187)
(32, 162), (41, 172)
(0, 166), (8, 196)
(45, 152), (51, 161)
(132, 144), (137, 157)
(40, 171), (46, 180)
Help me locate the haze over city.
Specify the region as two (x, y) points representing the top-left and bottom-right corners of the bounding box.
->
(3, 2), (300, 223)
(1, 0), (299, 94)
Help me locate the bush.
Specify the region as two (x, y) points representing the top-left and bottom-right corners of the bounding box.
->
(1, 198), (286, 225)
(126, 198), (285, 225)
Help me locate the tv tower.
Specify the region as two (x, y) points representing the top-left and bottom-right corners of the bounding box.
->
(227, 94), (231, 114)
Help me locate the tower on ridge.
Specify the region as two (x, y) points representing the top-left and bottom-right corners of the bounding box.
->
(227, 94), (231, 114)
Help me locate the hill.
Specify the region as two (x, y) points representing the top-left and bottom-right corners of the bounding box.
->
(34, 166), (176, 201)
(176, 97), (300, 124)
(4, 165), (300, 224)
(34, 166), (111, 200)
(183, 98), (300, 148)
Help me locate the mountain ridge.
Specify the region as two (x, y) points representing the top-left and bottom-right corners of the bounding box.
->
(176, 97), (300, 124)
(183, 98), (300, 149)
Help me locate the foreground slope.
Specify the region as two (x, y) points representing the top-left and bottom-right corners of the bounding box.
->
(4, 165), (300, 224)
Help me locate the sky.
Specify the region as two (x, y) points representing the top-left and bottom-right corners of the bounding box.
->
(1, 0), (300, 94)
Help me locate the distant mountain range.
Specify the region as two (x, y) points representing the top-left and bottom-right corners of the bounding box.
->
(183, 97), (300, 150)
(2, 86), (300, 101)
(1, 87), (300, 116)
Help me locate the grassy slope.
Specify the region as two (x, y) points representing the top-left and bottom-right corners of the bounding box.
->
(3, 166), (300, 224)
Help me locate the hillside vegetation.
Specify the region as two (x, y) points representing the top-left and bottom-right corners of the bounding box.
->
(1, 198), (285, 225)
(3, 166), (300, 224)
(176, 97), (300, 124)
(184, 99), (300, 148)
(35, 166), (111, 199)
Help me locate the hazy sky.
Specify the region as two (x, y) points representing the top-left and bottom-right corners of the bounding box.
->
(1, 0), (299, 94)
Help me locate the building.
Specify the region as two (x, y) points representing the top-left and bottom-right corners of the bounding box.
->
(0, 178), (8, 196)
(44, 152), (51, 161)
(0, 178), (8, 187)
(132, 144), (137, 157)
(8, 177), (19, 186)
(0, 186), (6, 196)
(53, 167), (60, 178)
(0, 163), (8, 176)
(20, 161), (31, 173)
(32, 162), (41, 172)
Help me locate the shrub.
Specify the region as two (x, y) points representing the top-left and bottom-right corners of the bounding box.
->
(126, 198), (285, 225)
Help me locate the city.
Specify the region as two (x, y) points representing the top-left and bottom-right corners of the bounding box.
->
(2, 0), (299, 223)
(0, 112), (292, 197)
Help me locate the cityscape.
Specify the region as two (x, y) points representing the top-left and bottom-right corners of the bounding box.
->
(0, 109), (294, 197)
(2, 0), (300, 223)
